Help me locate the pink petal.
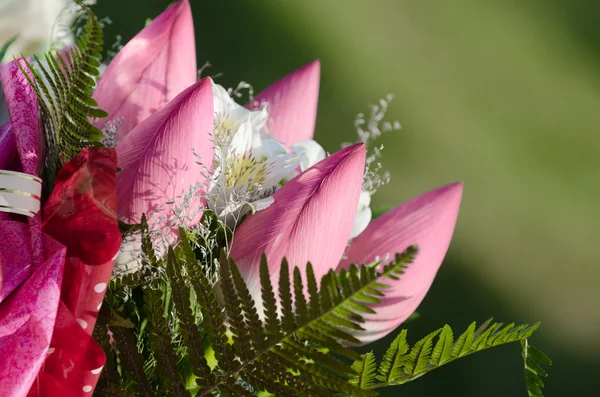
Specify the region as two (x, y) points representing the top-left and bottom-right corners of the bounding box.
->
(249, 60), (320, 147)
(0, 122), (18, 170)
(0, 60), (42, 176)
(231, 143), (366, 303)
(116, 77), (213, 234)
(93, 0), (196, 142)
(0, 221), (32, 303)
(0, 230), (66, 397)
(338, 183), (463, 344)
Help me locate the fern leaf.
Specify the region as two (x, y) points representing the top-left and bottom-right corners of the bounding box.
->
(142, 283), (188, 395)
(270, 348), (369, 396)
(404, 329), (442, 377)
(219, 252), (254, 360)
(451, 321), (476, 357)
(17, 3), (107, 190)
(350, 351), (378, 390)
(377, 329), (409, 384)
(471, 322), (501, 351)
(282, 338), (353, 377)
(293, 267), (309, 325)
(278, 258), (295, 332)
(522, 339), (551, 397)
(259, 254), (281, 340)
(180, 235), (234, 373)
(192, 247), (417, 396)
(165, 248), (212, 385)
(229, 257), (267, 351)
(377, 320), (544, 388)
(305, 262), (321, 319)
(430, 325), (454, 366)
(106, 229), (546, 397)
(109, 325), (155, 396)
(242, 361), (308, 397)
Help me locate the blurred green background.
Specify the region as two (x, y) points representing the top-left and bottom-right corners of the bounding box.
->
(93, 0), (599, 395)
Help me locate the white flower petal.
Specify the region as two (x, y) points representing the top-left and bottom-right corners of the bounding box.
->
(350, 204), (372, 239)
(291, 139), (326, 171)
(350, 191), (373, 239)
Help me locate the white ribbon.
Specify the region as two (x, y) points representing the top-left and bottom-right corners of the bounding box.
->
(0, 170), (42, 217)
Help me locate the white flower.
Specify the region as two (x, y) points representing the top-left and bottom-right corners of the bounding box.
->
(291, 139), (326, 172)
(350, 191), (372, 239)
(208, 81), (301, 225)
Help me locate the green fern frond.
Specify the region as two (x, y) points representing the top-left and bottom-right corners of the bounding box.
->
(350, 351), (378, 390)
(376, 329), (409, 384)
(103, 226), (417, 396)
(143, 271), (188, 395)
(522, 339), (551, 397)
(166, 247), (213, 384)
(102, 226), (548, 397)
(17, 2), (106, 190)
(369, 319), (547, 394)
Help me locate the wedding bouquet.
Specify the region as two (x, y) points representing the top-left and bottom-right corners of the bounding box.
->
(0, 1), (550, 396)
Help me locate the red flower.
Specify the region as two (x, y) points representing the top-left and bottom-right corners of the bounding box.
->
(43, 148), (121, 265)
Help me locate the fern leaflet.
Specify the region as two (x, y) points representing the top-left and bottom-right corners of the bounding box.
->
(17, 2), (107, 191)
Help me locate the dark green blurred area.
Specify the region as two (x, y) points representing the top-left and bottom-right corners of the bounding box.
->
(94, 0), (600, 395)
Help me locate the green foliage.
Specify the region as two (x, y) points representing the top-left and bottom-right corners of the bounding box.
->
(522, 338), (552, 397)
(96, 221), (549, 396)
(366, 320), (548, 394)
(17, 2), (106, 190)
(0, 36), (18, 63)
(98, 223), (417, 396)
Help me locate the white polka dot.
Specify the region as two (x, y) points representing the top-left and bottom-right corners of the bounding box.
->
(47, 347), (55, 355)
(97, 302), (102, 311)
(91, 366), (103, 375)
(82, 385), (92, 392)
(77, 318), (88, 329)
(94, 283), (107, 293)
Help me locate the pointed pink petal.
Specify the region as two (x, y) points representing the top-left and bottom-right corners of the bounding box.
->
(94, 0), (196, 142)
(116, 77), (213, 235)
(338, 183), (463, 344)
(0, 59), (42, 176)
(249, 60), (320, 147)
(231, 143), (366, 302)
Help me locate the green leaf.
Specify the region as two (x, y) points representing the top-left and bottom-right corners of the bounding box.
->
(375, 320), (544, 388)
(0, 36), (17, 63)
(16, 3), (107, 191)
(102, 217), (547, 397)
(522, 339), (551, 397)
(376, 329), (409, 384)
(350, 351), (378, 390)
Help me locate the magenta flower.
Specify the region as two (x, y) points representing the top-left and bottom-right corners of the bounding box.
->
(249, 60), (321, 146)
(115, 78), (214, 229)
(93, 0), (196, 143)
(101, 0), (463, 343)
